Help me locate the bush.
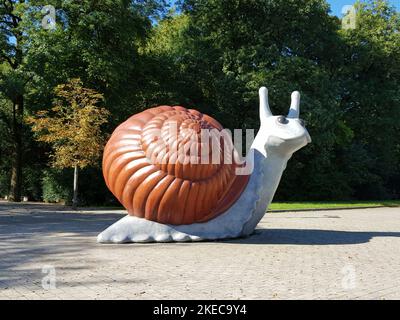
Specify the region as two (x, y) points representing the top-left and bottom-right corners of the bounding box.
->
(22, 166), (43, 201)
(76, 167), (119, 206)
(41, 166), (119, 206)
(0, 168), (10, 198)
(42, 168), (73, 204)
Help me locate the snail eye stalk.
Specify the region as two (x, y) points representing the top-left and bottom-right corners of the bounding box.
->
(277, 116), (288, 124)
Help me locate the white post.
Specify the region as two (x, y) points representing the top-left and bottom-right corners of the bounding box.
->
(72, 165), (78, 209)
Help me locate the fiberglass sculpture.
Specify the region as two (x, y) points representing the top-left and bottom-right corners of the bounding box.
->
(98, 87), (311, 243)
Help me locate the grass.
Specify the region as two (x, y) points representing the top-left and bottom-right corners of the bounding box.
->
(268, 200), (400, 211)
(88, 200), (400, 212)
(13, 199), (398, 212)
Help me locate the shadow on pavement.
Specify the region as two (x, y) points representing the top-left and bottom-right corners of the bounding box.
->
(226, 228), (400, 245)
(0, 202), (124, 284)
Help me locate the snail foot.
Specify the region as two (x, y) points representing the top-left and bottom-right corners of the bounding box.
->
(97, 215), (203, 243)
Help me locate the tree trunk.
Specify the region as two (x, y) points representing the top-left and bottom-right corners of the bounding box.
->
(8, 6), (24, 203)
(72, 165), (79, 209)
(9, 96), (23, 202)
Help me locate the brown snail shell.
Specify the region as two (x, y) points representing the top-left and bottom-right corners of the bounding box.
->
(103, 106), (249, 225)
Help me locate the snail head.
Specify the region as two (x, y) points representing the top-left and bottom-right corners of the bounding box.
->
(258, 87), (311, 157)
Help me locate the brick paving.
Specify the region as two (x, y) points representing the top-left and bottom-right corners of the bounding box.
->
(0, 201), (399, 300)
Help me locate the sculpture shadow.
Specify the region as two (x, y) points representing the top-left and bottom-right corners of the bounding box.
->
(226, 228), (400, 245)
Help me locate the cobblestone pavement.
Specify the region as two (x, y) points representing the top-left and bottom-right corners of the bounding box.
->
(0, 201), (399, 300)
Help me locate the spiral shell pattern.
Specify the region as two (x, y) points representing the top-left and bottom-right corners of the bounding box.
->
(103, 106), (249, 225)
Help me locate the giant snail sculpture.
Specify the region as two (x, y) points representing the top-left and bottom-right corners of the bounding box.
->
(98, 87), (311, 243)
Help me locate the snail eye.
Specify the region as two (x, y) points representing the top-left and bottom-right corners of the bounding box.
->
(299, 119), (306, 127)
(277, 116), (288, 124)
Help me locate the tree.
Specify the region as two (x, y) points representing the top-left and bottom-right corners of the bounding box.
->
(337, 0), (400, 198)
(0, 0), (29, 201)
(1, 0), (399, 204)
(146, 0), (400, 200)
(152, 0), (348, 199)
(26, 78), (109, 208)
(1, 0), (166, 202)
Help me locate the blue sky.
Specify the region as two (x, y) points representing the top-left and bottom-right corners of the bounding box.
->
(327, 0), (399, 16)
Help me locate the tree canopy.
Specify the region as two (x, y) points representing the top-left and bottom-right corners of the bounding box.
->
(0, 0), (399, 204)
(26, 78), (109, 169)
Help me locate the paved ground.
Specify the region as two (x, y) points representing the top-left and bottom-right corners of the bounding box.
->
(0, 201), (399, 300)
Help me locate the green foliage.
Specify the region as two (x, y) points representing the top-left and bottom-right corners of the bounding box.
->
(336, 0), (400, 199)
(1, 0), (166, 203)
(41, 166), (118, 205)
(148, 0), (347, 199)
(26, 78), (109, 169)
(0, 169), (10, 197)
(1, 0), (399, 204)
(22, 166), (44, 201)
(146, 0), (400, 200)
(42, 168), (72, 203)
(76, 167), (120, 206)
